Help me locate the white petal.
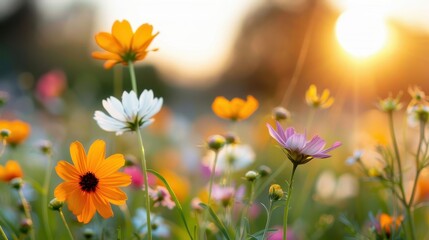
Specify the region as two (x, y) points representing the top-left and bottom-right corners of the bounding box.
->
(102, 97), (126, 121)
(94, 111), (128, 133)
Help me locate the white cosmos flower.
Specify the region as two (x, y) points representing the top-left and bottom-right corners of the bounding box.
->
(94, 90), (163, 135)
(203, 144), (255, 173)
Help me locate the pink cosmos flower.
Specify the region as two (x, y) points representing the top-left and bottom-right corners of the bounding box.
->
(267, 121), (341, 165)
(36, 70), (67, 101)
(123, 166), (156, 188)
(148, 186), (175, 209)
(212, 184), (235, 207)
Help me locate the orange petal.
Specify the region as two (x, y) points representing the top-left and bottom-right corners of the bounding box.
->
(95, 32), (124, 54)
(91, 51), (122, 61)
(98, 187), (127, 205)
(70, 141), (87, 173)
(77, 194), (96, 224)
(135, 52), (148, 61)
(93, 193), (113, 219)
(67, 189), (85, 216)
(112, 20), (133, 51)
(237, 95), (258, 120)
(134, 32), (159, 53)
(104, 60), (119, 69)
(132, 24), (154, 50)
(95, 154), (125, 178)
(87, 140), (105, 172)
(212, 96), (232, 119)
(54, 182), (78, 201)
(99, 172), (131, 187)
(55, 161), (80, 181)
(230, 98), (246, 119)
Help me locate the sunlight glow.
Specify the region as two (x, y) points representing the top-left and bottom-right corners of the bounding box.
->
(335, 9), (388, 58)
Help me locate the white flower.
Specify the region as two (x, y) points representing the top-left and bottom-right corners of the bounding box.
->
(203, 144), (255, 173)
(345, 150), (363, 165)
(133, 208), (170, 238)
(94, 90), (163, 135)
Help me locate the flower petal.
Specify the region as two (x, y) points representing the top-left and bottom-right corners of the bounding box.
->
(77, 194), (96, 224)
(301, 136), (326, 156)
(212, 96), (232, 119)
(132, 23), (154, 50)
(99, 172), (131, 187)
(112, 20), (133, 51)
(95, 32), (123, 54)
(237, 95), (258, 120)
(93, 192), (114, 219)
(266, 123), (287, 147)
(103, 97), (127, 122)
(98, 187), (127, 205)
(55, 161), (80, 182)
(285, 133), (306, 151)
(87, 140), (105, 171)
(70, 141), (87, 173)
(91, 51), (122, 61)
(95, 154), (125, 178)
(54, 182), (78, 201)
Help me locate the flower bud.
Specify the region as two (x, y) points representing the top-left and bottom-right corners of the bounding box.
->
(258, 165), (272, 177)
(244, 171), (259, 182)
(38, 140), (53, 155)
(83, 228), (95, 239)
(19, 218), (33, 234)
(0, 129), (10, 138)
(125, 154), (138, 166)
(368, 167), (382, 177)
(269, 184), (284, 201)
(377, 93), (402, 113)
(207, 135), (226, 151)
(0, 91), (9, 107)
(224, 132), (239, 145)
(48, 198), (64, 211)
(10, 177), (23, 189)
(272, 107), (291, 121)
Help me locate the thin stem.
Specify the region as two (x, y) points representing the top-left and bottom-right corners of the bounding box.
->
(405, 206), (416, 240)
(0, 139), (7, 159)
(255, 161), (288, 198)
(0, 225), (8, 240)
(408, 121), (426, 206)
(261, 200), (274, 240)
(128, 61), (138, 93)
(58, 209), (74, 240)
(239, 181), (256, 239)
(387, 112), (406, 202)
(136, 127), (152, 240)
(283, 164), (298, 240)
(42, 154), (53, 240)
(17, 188), (34, 240)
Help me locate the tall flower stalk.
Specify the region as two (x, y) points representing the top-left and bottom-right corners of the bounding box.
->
(283, 165), (297, 240)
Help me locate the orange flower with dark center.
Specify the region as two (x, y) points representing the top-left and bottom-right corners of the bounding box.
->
(0, 160), (23, 182)
(0, 120), (31, 145)
(54, 140), (131, 223)
(92, 20), (159, 69)
(378, 213), (403, 236)
(212, 96), (258, 121)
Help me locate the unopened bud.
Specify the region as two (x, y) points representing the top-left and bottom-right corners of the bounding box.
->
(83, 228), (95, 239)
(272, 107), (291, 121)
(19, 219), (33, 234)
(49, 198), (64, 211)
(269, 184), (284, 201)
(224, 133), (239, 145)
(368, 167), (382, 177)
(0, 129), (10, 138)
(10, 177), (23, 189)
(39, 140), (53, 155)
(245, 171), (259, 182)
(125, 154), (138, 166)
(258, 165), (272, 177)
(207, 135), (226, 151)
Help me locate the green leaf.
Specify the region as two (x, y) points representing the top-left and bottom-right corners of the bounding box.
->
(247, 228), (277, 240)
(198, 203), (231, 240)
(147, 169), (194, 240)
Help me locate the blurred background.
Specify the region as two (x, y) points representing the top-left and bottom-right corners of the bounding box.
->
(1, 0), (429, 239)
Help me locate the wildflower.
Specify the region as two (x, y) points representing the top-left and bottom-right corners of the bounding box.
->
(206, 135), (226, 151)
(124, 165), (156, 189)
(19, 219), (33, 234)
(54, 140), (131, 223)
(38, 140), (53, 155)
(191, 198), (204, 213)
(258, 165), (272, 177)
(203, 144), (255, 173)
(92, 20), (159, 69)
(269, 184), (284, 201)
(267, 226), (297, 240)
(407, 104), (429, 126)
(305, 84), (334, 109)
(244, 171), (259, 182)
(133, 208), (170, 238)
(212, 184), (235, 207)
(48, 198), (64, 211)
(224, 132), (240, 145)
(83, 228), (95, 239)
(94, 90), (163, 135)
(408, 86), (428, 108)
(376, 213), (403, 237)
(0, 160), (23, 182)
(345, 150), (363, 165)
(36, 70), (67, 101)
(377, 92), (402, 112)
(267, 121), (341, 165)
(272, 106), (291, 121)
(0, 120), (31, 145)
(148, 186), (175, 209)
(212, 95), (258, 121)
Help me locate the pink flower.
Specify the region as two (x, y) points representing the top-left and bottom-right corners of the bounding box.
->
(148, 186), (175, 209)
(268, 226), (297, 240)
(212, 184), (235, 207)
(36, 70), (67, 101)
(124, 166), (156, 188)
(267, 121), (341, 165)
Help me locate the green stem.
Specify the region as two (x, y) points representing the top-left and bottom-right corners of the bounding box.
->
(408, 121), (426, 206)
(405, 206), (416, 240)
(42, 154), (53, 240)
(58, 209), (74, 240)
(283, 164), (298, 240)
(17, 188), (34, 240)
(128, 61), (138, 93)
(0, 225), (8, 240)
(387, 112), (406, 203)
(136, 127), (152, 240)
(239, 181), (256, 239)
(261, 200), (274, 240)
(201, 151), (219, 239)
(0, 139), (7, 159)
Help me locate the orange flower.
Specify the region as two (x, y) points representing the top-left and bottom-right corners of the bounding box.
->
(54, 140), (131, 223)
(414, 170), (429, 204)
(0, 160), (23, 182)
(92, 20), (159, 69)
(212, 95), (258, 121)
(0, 120), (31, 145)
(378, 213), (403, 236)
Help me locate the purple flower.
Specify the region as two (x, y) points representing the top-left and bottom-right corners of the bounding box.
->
(267, 121), (341, 165)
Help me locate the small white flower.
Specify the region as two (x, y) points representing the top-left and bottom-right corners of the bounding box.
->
(94, 90), (163, 135)
(133, 208), (170, 238)
(203, 144), (255, 173)
(345, 150), (363, 165)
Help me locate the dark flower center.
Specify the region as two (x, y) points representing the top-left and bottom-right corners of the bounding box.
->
(79, 172), (99, 193)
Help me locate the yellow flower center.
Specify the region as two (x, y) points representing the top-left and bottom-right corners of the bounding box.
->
(79, 172), (99, 193)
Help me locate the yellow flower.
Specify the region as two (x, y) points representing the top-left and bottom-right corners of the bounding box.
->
(212, 95), (258, 121)
(305, 84), (334, 109)
(92, 20), (159, 69)
(0, 120), (31, 145)
(54, 140), (131, 224)
(0, 160), (23, 182)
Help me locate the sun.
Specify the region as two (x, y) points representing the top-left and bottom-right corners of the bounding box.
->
(335, 9), (388, 58)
